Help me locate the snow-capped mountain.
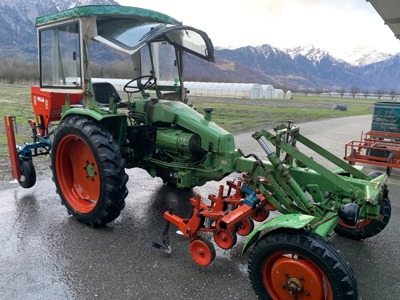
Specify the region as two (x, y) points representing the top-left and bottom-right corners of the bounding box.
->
(0, 0), (119, 59)
(1, 0), (400, 91)
(284, 45), (393, 67)
(284, 45), (342, 65)
(337, 45), (393, 66)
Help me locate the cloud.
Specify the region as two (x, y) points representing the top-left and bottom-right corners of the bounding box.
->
(117, 0), (400, 55)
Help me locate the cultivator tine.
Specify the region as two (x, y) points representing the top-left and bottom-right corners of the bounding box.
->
(151, 215), (172, 254)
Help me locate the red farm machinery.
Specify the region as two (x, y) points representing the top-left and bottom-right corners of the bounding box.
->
(345, 101), (400, 176)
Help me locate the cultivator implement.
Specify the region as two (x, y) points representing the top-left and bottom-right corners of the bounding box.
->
(159, 178), (271, 265)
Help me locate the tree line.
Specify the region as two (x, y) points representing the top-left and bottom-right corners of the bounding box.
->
(0, 55), (135, 84)
(0, 56), (397, 99)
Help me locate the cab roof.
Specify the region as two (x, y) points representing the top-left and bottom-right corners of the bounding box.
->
(35, 4), (181, 27)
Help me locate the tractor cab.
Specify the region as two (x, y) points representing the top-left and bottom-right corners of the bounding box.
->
(32, 5), (236, 190)
(36, 5), (214, 109)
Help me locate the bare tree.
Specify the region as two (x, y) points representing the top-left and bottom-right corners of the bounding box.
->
(337, 88), (346, 98)
(362, 89), (369, 99)
(376, 89), (384, 100)
(350, 86), (359, 98)
(389, 89), (397, 100)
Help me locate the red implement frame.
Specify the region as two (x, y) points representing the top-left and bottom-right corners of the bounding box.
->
(4, 115), (21, 180)
(344, 130), (400, 174)
(164, 179), (271, 266)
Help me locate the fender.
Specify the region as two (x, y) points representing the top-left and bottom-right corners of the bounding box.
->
(242, 214), (315, 254)
(62, 108), (127, 146)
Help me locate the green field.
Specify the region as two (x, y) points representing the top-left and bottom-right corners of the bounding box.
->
(0, 84), (35, 157)
(0, 83), (375, 178)
(190, 95), (374, 133)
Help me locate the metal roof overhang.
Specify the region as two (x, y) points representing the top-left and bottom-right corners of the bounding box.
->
(367, 0), (400, 39)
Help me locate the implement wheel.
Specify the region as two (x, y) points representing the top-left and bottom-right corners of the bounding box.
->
(348, 149), (356, 166)
(214, 230), (237, 250)
(248, 229), (358, 300)
(236, 218), (254, 236)
(252, 206), (269, 222)
(190, 237), (216, 266)
(51, 116), (128, 227)
(334, 197), (391, 240)
(18, 160), (36, 188)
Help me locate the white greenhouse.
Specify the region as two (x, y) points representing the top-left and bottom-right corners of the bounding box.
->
(261, 85), (275, 99)
(185, 82), (263, 99)
(274, 89), (285, 99)
(92, 79), (266, 99)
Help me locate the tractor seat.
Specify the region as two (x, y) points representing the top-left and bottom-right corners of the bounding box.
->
(92, 82), (127, 108)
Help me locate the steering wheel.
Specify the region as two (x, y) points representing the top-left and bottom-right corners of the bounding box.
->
(123, 75), (157, 93)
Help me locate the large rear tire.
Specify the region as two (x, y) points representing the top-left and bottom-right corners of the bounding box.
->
(51, 116), (128, 227)
(248, 229), (358, 300)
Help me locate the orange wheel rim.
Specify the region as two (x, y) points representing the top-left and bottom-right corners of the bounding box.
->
(252, 207), (268, 222)
(190, 239), (214, 266)
(338, 219), (371, 229)
(56, 134), (100, 213)
(213, 231), (236, 249)
(262, 252), (333, 300)
(237, 218), (253, 236)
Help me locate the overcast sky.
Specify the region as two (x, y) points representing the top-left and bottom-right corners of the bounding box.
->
(117, 0), (400, 57)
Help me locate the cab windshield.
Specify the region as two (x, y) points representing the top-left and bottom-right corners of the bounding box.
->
(95, 19), (213, 61)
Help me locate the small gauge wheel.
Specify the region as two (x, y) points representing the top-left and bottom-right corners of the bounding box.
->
(252, 206), (270, 222)
(189, 237), (216, 266)
(237, 218), (255, 236)
(213, 230), (237, 250)
(348, 148), (356, 165)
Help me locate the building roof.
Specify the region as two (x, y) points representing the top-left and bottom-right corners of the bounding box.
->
(368, 0), (400, 39)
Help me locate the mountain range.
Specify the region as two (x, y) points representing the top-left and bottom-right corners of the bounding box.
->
(1, 0), (400, 92)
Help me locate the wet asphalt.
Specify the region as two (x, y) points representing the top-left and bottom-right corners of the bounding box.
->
(0, 115), (399, 300)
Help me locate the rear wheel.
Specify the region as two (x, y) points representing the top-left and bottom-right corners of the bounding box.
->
(248, 229), (358, 300)
(51, 116), (128, 227)
(334, 197), (391, 240)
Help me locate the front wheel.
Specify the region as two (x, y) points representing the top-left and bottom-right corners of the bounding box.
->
(334, 197), (391, 240)
(51, 116), (128, 227)
(248, 229), (358, 300)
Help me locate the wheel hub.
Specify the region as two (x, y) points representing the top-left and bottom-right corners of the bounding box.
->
(286, 277), (304, 295)
(85, 161), (96, 179)
(268, 256), (326, 299)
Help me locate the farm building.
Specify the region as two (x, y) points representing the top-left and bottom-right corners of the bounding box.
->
(285, 90), (292, 100)
(185, 82), (263, 99)
(92, 79), (270, 99)
(261, 85), (275, 98)
(274, 89), (285, 99)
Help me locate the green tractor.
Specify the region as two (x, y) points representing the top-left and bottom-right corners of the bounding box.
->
(4, 5), (390, 300)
